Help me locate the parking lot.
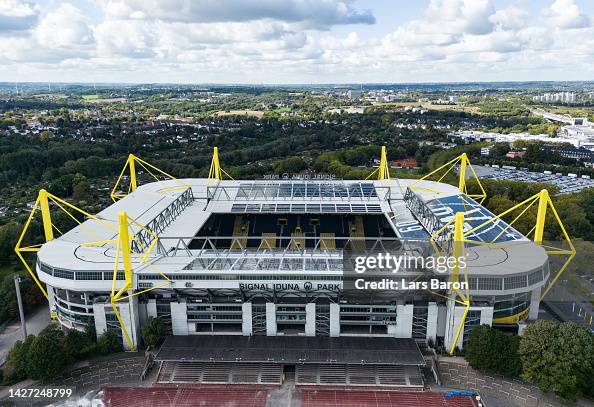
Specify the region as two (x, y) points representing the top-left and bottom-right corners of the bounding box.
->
(473, 165), (594, 194)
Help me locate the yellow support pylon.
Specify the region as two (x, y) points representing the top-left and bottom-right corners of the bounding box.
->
(129, 155), (137, 192)
(107, 211), (173, 351)
(15, 190), (119, 300)
(378, 146), (390, 180)
(458, 154), (467, 192)
(39, 189), (54, 242)
(111, 154), (189, 201)
(463, 188), (575, 305)
(409, 153), (487, 204)
(534, 189), (548, 244)
(365, 145), (392, 181)
(110, 211), (135, 351)
(449, 212), (470, 355)
(208, 147), (222, 181)
(207, 147), (234, 185)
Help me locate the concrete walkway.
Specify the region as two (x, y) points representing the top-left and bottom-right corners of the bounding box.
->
(0, 306), (51, 365)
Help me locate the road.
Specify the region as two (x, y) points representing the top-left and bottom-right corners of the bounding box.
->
(0, 306), (51, 365)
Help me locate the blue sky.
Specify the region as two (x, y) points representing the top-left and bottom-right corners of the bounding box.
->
(1, 0), (593, 83)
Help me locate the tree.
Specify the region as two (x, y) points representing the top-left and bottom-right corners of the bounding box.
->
(519, 320), (594, 401)
(97, 330), (123, 354)
(466, 325), (522, 377)
(141, 316), (165, 349)
(27, 326), (69, 380)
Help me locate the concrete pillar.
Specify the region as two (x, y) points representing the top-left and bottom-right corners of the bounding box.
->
(528, 287), (541, 320)
(480, 306), (494, 326)
(147, 299), (157, 318)
(46, 284), (55, 317)
(118, 297), (140, 351)
(444, 303), (467, 352)
(329, 303), (340, 337)
(305, 303), (316, 336)
(266, 303), (277, 336)
(394, 304), (413, 338)
(92, 303), (107, 336)
(242, 302), (252, 336)
(426, 302), (438, 344)
(436, 305), (447, 338)
(138, 302), (148, 326)
(518, 322), (527, 336)
(170, 300), (189, 335)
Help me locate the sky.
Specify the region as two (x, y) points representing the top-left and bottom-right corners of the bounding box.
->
(1, 0), (594, 84)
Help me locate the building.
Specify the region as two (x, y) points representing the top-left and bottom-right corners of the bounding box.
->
(480, 146), (493, 156)
(532, 92), (576, 104)
(34, 173), (550, 358)
(390, 157), (417, 169)
(347, 89), (362, 100)
(506, 149), (526, 159)
(449, 130), (594, 150)
(540, 145), (594, 161)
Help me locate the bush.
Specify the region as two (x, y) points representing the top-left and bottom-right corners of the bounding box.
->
(466, 325), (522, 377)
(62, 327), (98, 361)
(141, 317), (165, 349)
(2, 335), (35, 383)
(97, 329), (123, 355)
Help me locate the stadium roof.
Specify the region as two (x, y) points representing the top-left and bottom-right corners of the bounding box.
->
(154, 335), (426, 366)
(35, 178), (548, 291)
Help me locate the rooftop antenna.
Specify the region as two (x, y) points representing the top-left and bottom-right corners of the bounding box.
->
(14, 83), (18, 96)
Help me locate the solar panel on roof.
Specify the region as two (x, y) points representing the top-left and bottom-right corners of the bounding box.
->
(231, 204), (246, 212)
(334, 185), (348, 197)
(348, 184), (362, 197)
(293, 184), (305, 197)
(366, 204), (382, 212)
(246, 204), (261, 212)
(351, 204), (366, 212)
(426, 195), (523, 242)
(261, 204), (276, 212)
(306, 204), (321, 212)
(336, 204), (350, 212)
(306, 184), (320, 197)
(291, 204), (305, 212)
(321, 204), (336, 212)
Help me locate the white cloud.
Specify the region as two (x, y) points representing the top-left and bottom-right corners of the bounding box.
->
(95, 20), (156, 58)
(35, 4), (93, 48)
(542, 0), (590, 29)
(489, 6), (528, 30)
(98, 0), (375, 28)
(2, 0), (594, 82)
(0, 0), (38, 32)
(425, 0), (495, 36)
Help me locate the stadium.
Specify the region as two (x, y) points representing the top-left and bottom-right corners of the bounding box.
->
(17, 147), (572, 389)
